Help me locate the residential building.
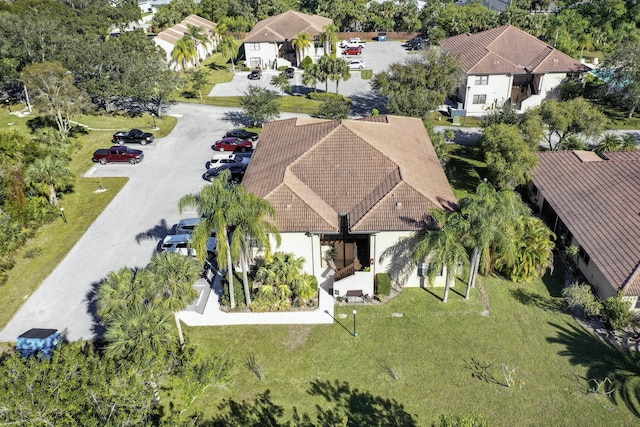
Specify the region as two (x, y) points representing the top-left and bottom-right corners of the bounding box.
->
(527, 150), (640, 310)
(241, 115), (457, 297)
(440, 25), (589, 115)
(154, 14), (217, 71)
(243, 10), (332, 69)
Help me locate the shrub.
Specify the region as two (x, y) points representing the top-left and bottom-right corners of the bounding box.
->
(603, 294), (633, 331)
(375, 273), (392, 296)
(360, 69), (373, 80)
(301, 56), (313, 70)
(277, 66), (288, 72)
(307, 92), (350, 103)
(561, 282), (602, 318)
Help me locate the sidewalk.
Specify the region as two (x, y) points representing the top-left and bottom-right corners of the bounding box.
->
(177, 269), (335, 326)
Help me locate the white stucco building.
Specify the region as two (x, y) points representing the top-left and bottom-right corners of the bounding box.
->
(154, 14), (217, 71)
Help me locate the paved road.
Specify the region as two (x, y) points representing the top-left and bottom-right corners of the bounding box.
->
(0, 104), (306, 342)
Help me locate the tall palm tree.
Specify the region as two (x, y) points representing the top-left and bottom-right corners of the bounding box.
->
(329, 58), (351, 94)
(292, 32), (313, 67)
(317, 55), (332, 92)
(187, 24), (210, 62)
(414, 211), (469, 303)
(172, 35), (197, 71)
(97, 267), (148, 324)
(178, 170), (241, 308)
(25, 156), (74, 206)
(302, 63), (319, 91)
(146, 252), (200, 346)
(319, 24), (339, 55)
(229, 188), (281, 307)
(220, 36), (238, 71)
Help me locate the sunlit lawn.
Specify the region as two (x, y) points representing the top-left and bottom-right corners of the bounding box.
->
(184, 262), (639, 426)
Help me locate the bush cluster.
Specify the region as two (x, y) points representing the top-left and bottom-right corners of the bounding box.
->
(375, 273), (392, 296)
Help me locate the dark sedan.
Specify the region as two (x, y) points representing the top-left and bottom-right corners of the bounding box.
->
(248, 69), (262, 80)
(224, 129), (259, 141)
(202, 163), (247, 182)
(112, 129), (154, 145)
(212, 137), (253, 152)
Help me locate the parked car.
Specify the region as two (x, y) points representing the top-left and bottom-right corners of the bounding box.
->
(92, 146), (144, 164)
(212, 137), (253, 152)
(342, 46), (362, 56)
(205, 153), (250, 170)
(202, 163), (247, 182)
(403, 37), (423, 47)
(285, 67), (295, 78)
(176, 217), (202, 234)
(248, 69), (262, 80)
(224, 128), (259, 141)
(339, 38), (365, 48)
(112, 128), (154, 145)
(161, 233), (216, 258)
(348, 60), (366, 69)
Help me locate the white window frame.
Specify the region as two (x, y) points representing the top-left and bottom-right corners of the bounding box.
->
(475, 75), (489, 85)
(472, 94), (487, 104)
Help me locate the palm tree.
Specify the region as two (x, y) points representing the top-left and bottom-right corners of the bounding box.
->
(317, 56), (332, 92)
(414, 211), (469, 303)
(178, 170), (240, 308)
(292, 32), (312, 67)
(319, 24), (339, 55)
(330, 58), (351, 94)
(187, 24), (210, 62)
(229, 188), (281, 307)
(255, 252), (307, 304)
(25, 156), (74, 206)
(220, 36), (238, 71)
(172, 35), (197, 71)
(302, 63), (319, 91)
(146, 252), (200, 346)
(594, 133), (621, 154)
(97, 267), (148, 324)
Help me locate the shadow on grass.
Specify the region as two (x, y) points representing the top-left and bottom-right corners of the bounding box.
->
(509, 288), (565, 313)
(445, 149), (486, 195)
(541, 256), (566, 298)
(548, 322), (640, 417)
(206, 63), (228, 71)
(203, 380), (417, 426)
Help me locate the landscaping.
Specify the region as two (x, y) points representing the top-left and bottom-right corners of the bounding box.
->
(183, 263), (640, 425)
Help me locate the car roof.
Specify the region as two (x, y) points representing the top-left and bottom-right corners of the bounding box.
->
(177, 217), (202, 227)
(211, 153), (236, 160)
(162, 234), (192, 244)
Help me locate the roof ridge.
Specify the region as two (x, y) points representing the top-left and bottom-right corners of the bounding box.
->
(350, 171), (402, 229)
(281, 175), (338, 228)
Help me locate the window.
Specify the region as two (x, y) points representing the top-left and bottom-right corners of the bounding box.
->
(249, 58), (261, 67)
(579, 247), (590, 265)
(249, 43), (260, 51)
(472, 94), (487, 104)
(475, 75), (489, 85)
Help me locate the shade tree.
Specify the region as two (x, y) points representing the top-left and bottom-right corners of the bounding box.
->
(240, 85), (280, 127)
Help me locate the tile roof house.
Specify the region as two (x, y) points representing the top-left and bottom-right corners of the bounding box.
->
(243, 10), (332, 69)
(242, 115), (457, 297)
(440, 25), (589, 115)
(527, 150), (640, 310)
(154, 14), (218, 71)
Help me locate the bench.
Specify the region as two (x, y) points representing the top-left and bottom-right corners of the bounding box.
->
(346, 289), (364, 303)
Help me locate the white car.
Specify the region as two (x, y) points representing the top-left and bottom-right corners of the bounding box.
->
(348, 60), (366, 70)
(161, 233), (216, 257)
(205, 153), (250, 170)
(339, 38), (365, 48)
(176, 217), (202, 234)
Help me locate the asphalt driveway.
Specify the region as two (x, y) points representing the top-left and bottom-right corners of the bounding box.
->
(0, 104), (306, 342)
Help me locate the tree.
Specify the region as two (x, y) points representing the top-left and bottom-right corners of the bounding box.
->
(328, 59), (351, 95)
(220, 36), (238, 70)
(25, 156), (74, 206)
(561, 281), (603, 318)
(372, 50), (462, 120)
(254, 252), (316, 309)
(292, 32), (312, 66)
(303, 63), (325, 92)
(537, 98), (607, 150)
(319, 23), (339, 55)
(414, 211), (469, 303)
(20, 62), (90, 134)
(229, 188), (281, 307)
(190, 68), (208, 100)
(240, 85), (280, 127)
(172, 35), (198, 70)
(178, 169), (240, 308)
(270, 71), (292, 95)
(481, 123), (539, 190)
(312, 96), (351, 120)
(593, 133), (622, 155)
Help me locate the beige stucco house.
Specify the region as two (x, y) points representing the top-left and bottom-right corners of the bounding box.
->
(154, 14), (217, 71)
(241, 115), (457, 298)
(243, 10), (332, 69)
(527, 150), (640, 310)
(440, 25), (589, 115)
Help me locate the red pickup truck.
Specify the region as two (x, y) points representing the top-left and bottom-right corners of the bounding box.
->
(92, 146), (144, 165)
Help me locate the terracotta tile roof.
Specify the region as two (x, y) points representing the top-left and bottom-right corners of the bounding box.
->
(242, 116), (457, 233)
(243, 10), (332, 43)
(156, 14), (216, 46)
(531, 150), (640, 296)
(439, 25), (589, 75)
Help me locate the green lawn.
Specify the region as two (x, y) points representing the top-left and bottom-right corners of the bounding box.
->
(183, 264), (639, 426)
(0, 109), (177, 328)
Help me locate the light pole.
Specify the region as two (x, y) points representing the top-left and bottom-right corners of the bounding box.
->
(60, 207), (68, 225)
(352, 309), (357, 337)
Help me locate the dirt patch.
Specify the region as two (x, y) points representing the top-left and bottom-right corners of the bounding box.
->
(284, 325), (314, 350)
(477, 281), (491, 316)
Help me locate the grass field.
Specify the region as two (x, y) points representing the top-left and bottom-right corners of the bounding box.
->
(183, 264), (639, 426)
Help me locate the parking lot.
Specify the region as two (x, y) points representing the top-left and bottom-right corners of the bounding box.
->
(210, 41), (413, 98)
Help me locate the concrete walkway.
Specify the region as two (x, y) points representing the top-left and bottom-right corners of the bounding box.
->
(178, 270), (335, 326)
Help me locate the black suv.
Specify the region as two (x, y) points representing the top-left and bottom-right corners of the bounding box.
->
(224, 129), (259, 141)
(248, 69), (262, 80)
(285, 67), (295, 78)
(202, 163), (247, 182)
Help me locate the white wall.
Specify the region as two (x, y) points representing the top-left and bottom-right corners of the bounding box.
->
(463, 74), (511, 116)
(245, 42), (279, 69)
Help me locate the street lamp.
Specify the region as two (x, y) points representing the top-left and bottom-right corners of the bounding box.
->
(352, 309), (358, 337)
(60, 207), (68, 225)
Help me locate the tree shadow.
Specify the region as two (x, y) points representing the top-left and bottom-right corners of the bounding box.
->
(378, 232), (421, 288)
(135, 218), (172, 244)
(445, 155), (485, 195)
(447, 129), (482, 146)
(547, 322), (640, 417)
(509, 287), (565, 313)
(86, 279), (107, 339)
(289, 85), (314, 96)
(541, 256), (565, 298)
(222, 110), (253, 127)
(206, 63), (228, 71)
(349, 92), (388, 117)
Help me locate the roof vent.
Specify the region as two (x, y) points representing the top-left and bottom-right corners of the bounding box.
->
(553, 58), (558, 63)
(396, 202), (402, 208)
(285, 204), (291, 208)
(493, 60), (499, 64)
